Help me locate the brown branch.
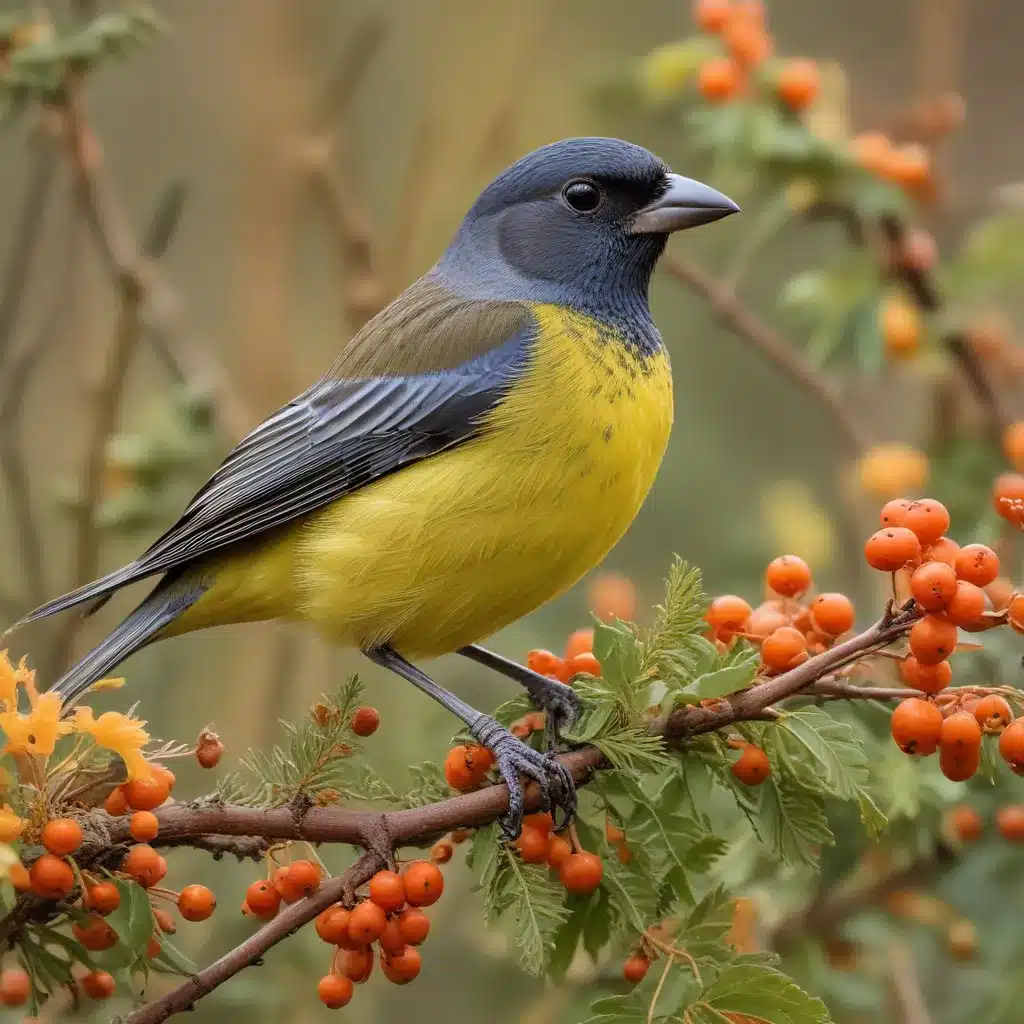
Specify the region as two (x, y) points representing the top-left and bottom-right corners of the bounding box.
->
(803, 679), (913, 701)
(888, 941), (933, 1024)
(660, 252), (870, 458)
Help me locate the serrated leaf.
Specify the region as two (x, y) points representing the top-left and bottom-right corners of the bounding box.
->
(601, 854), (660, 936)
(582, 887), (614, 959)
(594, 620), (643, 699)
(704, 963), (832, 1023)
(688, 646), (759, 699)
(759, 775), (833, 866)
(674, 886), (734, 961)
(774, 708), (869, 800)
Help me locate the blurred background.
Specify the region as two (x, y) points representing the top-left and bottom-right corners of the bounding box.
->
(2, 0), (1024, 1021)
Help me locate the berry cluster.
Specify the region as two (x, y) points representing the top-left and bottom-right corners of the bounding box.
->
(510, 813), (605, 895)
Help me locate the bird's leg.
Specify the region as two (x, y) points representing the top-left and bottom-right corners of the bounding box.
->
(364, 646), (576, 838)
(456, 644), (582, 750)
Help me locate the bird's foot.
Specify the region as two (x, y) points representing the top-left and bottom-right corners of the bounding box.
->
(525, 673), (582, 750)
(471, 715), (576, 840)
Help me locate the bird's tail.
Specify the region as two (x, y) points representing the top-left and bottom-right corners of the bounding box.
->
(51, 578), (206, 706)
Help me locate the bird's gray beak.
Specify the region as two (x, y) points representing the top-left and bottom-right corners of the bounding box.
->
(630, 173), (740, 234)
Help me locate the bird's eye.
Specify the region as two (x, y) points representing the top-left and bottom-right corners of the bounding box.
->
(562, 180), (602, 213)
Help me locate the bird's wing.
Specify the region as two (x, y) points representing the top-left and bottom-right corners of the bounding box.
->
(15, 283), (535, 624)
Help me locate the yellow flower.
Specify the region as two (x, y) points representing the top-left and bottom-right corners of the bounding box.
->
(0, 692), (72, 757)
(0, 652), (18, 711)
(72, 708), (152, 780)
(0, 807), (24, 843)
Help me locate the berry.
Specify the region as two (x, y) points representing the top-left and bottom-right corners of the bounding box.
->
(954, 544), (1000, 588)
(178, 884), (216, 922)
(998, 718), (1024, 771)
(443, 744), (493, 791)
(705, 595), (753, 638)
(41, 818), (83, 856)
(523, 812), (554, 835)
(890, 697), (943, 755)
(943, 581), (987, 628)
(30, 853), (74, 899)
(776, 58), (819, 111)
(997, 805), (1024, 841)
(342, 946), (374, 983)
(765, 555), (812, 598)
(697, 57), (742, 102)
(880, 498), (913, 527)
(810, 593), (855, 636)
(605, 819), (625, 843)
(317, 974), (354, 1008)
(852, 131), (893, 174)
(369, 870), (406, 913)
(745, 602), (788, 638)
(993, 473), (1024, 523)
(527, 650), (562, 677)
(1004, 421), (1024, 470)
(761, 626), (808, 672)
(888, 143), (931, 189)
(430, 840), (454, 863)
(397, 907), (430, 946)
(81, 970), (116, 999)
(9, 864), (29, 891)
(560, 851), (604, 894)
(974, 694), (1013, 733)
(723, 15), (771, 65)
(694, 0), (732, 32)
(514, 827), (549, 864)
(731, 743), (770, 785)
(152, 763), (176, 793)
(864, 527), (921, 572)
(924, 537), (960, 566)
(939, 744), (979, 782)
(947, 805), (983, 842)
(909, 561), (957, 611)
(0, 968), (29, 1006)
(272, 865), (304, 904)
(902, 500), (949, 545)
(898, 656), (952, 694)
(350, 707), (380, 737)
(316, 906), (352, 944)
(623, 954), (651, 984)
(562, 652), (601, 679)
(123, 845), (166, 889)
(378, 917), (406, 956)
(403, 861), (444, 907)
(104, 787), (127, 816)
(881, 293), (921, 359)
(588, 572), (637, 622)
(85, 881), (121, 916)
(154, 908), (176, 934)
(940, 711), (982, 755)
(947, 919), (978, 961)
(287, 859), (322, 896)
(349, 900), (387, 944)
(72, 915), (118, 951)
(195, 732), (224, 769)
(146, 935), (162, 959)
(564, 629), (594, 660)
(1011, 595), (1024, 633)
(381, 946), (422, 985)
(908, 615), (958, 665)
(129, 811), (159, 842)
(124, 774), (170, 812)
(546, 835), (572, 868)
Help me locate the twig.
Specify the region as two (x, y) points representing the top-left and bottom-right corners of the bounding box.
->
(888, 940), (934, 1024)
(803, 679), (913, 701)
(660, 252), (870, 457)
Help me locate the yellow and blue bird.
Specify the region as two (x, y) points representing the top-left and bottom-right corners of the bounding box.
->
(12, 138), (737, 834)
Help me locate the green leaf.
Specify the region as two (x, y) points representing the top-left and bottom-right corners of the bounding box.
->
(104, 877), (156, 962)
(547, 911), (586, 982)
(759, 775), (834, 866)
(593, 620), (643, 701)
(773, 708), (869, 800)
(688, 645), (759, 699)
(639, 558), (706, 681)
(704, 963), (832, 1023)
(674, 886), (734, 961)
(150, 936), (198, 977)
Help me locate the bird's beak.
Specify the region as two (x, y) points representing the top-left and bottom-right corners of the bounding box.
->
(629, 173), (740, 234)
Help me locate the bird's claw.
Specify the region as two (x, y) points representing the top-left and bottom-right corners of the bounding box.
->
(525, 673), (582, 750)
(471, 715), (577, 840)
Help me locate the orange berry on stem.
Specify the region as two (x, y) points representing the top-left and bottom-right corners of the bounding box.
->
(523, 811), (554, 835)
(81, 970), (116, 1000)
(560, 851), (604, 894)
(350, 706), (380, 737)
(348, 900), (387, 944)
(547, 834), (572, 868)
(908, 615), (958, 665)
(9, 863), (29, 891)
(761, 626), (808, 672)
(940, 711), (982, 755)
(880, 498), (913, 527)
(997, 805), (1024, 841)
(623, 954), (651, 984)
(811, 593), (855, 636)
(724, 17), (771, 66)
(697, 57), (742, 102)
(903, 499), (950, 545)
(1010, 594), (1024, 633)
(317, 974), (354, 1008)
(705, 595), (753, 638)
(562, 652), (601, 679)
(776, 58), (819, 111)
(146, 934), (162, 959)
(369, 870), (406, 913)
(430, 840), (454, 864)
(891, 697), (943, 755)
(30, 853), (74, 899)
(731, 743), (770, 785)
(315, 905), (351, 944)
(889, 143), (931, 189)
(898, 656), (951, 694)
(910, 561), (957, 611)
(72, 915), (118, 951)
(948, 805), (983, 842)
(943, 581), (987, 628)
(404, 860), (444, 907)
(527, 650), (562, 677)
(1004, 421), (1024, 470)
(378, 917), (407, 956)
(939, 744), (979, 782)
(272, 864), (304, 903)
(129, 811), (159, 842)
(178, 884), (216, 922)
(397, 907), (430, 946)
(514, 827), (549, 864)
(123, 844), (164, 889)
(85, 881), (121, 916)
(342, 946), (375, 983)
(954, 544), (999, 588)
(864, 527), (921, 572)
(381, 946), (422, 985)
(924, 537), (960, 566)
(0, 968), (30, 1007)
(694, 0), (732, 32)
(41, 818), (82, 856)
(765, 555), (812, 598)
(124, 774), (170, 812)
(746, 601), (787, 638)
(443, 745), (477, 791)
(998, 718), (1024, 771)
(154, 907), (176, 934)
(993, 473), (1024, 523)
(287, 859), (321, 896)
(565, 629), (594, 660)
(104, 786), (128, 816)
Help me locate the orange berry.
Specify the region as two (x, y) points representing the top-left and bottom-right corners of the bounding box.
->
(430, 840), (454, 864)
(903, 499), (950, 545)
(745, 601), (787, 638)
(588, 572), (636, 622)
(129, 811), (159, 842)
(908, 615), (958, 665)
(997, 805), (1024, 841)
(954, 544), (1000, 588)
(765, 555), (812, 598)
(697, 57), (742, 102)
(705, 595), (753, 638)
(85, 881), (121, 916)
(443, 745), (476, 791)
(546, 834), (572, 868)
(623, 954), (651, 984)
(195, 733), (224, 769)
(154, 907), (176, 934)
(910, 561), (958, 611)
(103, 786), (128, 816)
(881, 293), (921, 360)
(562, 652), (601, 679)
(523, 812), (554, 835)
(943, 581), (987, 628)
(564, 628), (594, 660)
(811, 593), (855, 636)
(342, 946), (375, 983)
(948, 805), (983, 843)
(605, 819), (625, 843)
(998, 718), (1024, 771)
(178, 884), (216, 922)
(761, 626), (808, 672)
(924, 537), (960, 566)
(350, 706), (380, 737)
(272, 865), (304, 904)
(526, 650), (562, 677)
(380, 946), (422, 985)
(864, 527), (921, 572)
(988, 576), (1015, 609)
(41, 818), (82, 856)
(993, 473), (1024, 523)
(146, 935), (162, 959)
(317, 973), (354, 1008)
(731, 743), (770, 785)
(514, 828), (549, 864)
(1010, 594), (1024, 633)
(403, 860), (444, 907)
(378, 916), (407, 956)
(880, 498), (913, 527)
(776, 58), (819, 111)
(694, 0), (732, 32)
(124, 774), (170, 812)
(1004, 421), (1024, 470)
(898, 656), (952, 695)
(8, 863), (29, 891)
(939, 743), (979, 782)
(974, 694), (1014, 734)
(723, 17), (771, 66)
(81, 970), (116, 1000)
(369, 870), (406, 913)
(122, 844), (165, 889)
(30, 853), (74, 899)
(853, 132), (894, 175)
(890, 697), (943, 755)
(72, 915), (118, 951)
(940, 711), (982, 755)
(315, 905), (352, 944)
(349, 900), (387, 944)
(888, 143), (931, 189)
(152, 763), (176, 793)
(559, 851), (604, 894)
(397, 907), (430, 946)
(287, 859), (321, 896)
(0, 968), (30, 1007)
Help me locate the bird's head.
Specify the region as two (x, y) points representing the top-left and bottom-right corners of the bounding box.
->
(436, 137), (738, 318)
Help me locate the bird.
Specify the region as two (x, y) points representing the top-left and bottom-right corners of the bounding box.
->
(9, 137), (737, 836)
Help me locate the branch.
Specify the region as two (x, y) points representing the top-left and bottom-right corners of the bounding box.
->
(888, 941), (933, 1024)
(660, 253), (870, 457)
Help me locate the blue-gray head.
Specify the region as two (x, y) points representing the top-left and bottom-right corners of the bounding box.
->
(436, 137), (738, 318)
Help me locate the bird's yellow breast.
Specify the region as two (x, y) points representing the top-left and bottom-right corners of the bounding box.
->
(174, 305), (673, 655)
